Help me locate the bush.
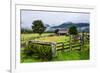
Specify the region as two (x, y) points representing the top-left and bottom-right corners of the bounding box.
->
(22, 42), (53, 61)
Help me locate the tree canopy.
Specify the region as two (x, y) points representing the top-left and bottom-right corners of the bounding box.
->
(32, 20), (46, 35)
(55, 29), (59, 34)
(68, 25), (78, 35)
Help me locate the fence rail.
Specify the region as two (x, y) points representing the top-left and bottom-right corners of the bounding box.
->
(56, 41), (82, 51)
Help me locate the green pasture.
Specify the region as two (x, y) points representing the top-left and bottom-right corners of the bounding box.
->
(21, 50), (89, 63)
(21, 33), (54, 41)
(21, 33), (90, 63)
(35, 35), (69, 43)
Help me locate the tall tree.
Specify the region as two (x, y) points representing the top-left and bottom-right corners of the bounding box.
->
(68, 25), (78, 35)
(32, 20), (46, 36)
(68, 25), (78, 51)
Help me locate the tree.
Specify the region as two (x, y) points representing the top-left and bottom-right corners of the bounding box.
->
(68, 25), (78, 35)
(32, 20), (46, 36)
(55, 29), (59, 35)
(68, 25), (78, 51)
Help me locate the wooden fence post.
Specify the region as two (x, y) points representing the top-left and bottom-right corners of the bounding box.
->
(80, 36), (82, 51)
(61, 42), (64, 52)
(69, 35), (72, 51)
(51, 42), (56, 57)
(80, 32), (84, 51)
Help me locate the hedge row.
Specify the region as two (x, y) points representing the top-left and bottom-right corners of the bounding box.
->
(21, 42), (53, 61)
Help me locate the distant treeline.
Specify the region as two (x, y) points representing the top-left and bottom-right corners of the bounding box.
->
(21, 28), (33, 34)
(21, 28), (54, 34)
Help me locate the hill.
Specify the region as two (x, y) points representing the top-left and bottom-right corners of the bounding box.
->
(52, 22), (89, 28)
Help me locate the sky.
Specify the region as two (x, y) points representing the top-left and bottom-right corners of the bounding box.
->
(21, 10), (90, 29)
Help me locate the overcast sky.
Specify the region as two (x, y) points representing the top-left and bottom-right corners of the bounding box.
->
(21, 10), (90, 29)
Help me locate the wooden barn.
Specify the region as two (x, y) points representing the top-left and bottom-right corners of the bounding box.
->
(57, 29), (68, 35)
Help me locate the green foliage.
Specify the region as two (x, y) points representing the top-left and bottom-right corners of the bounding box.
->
(21, 28), (33, 34)
(51, 50), (89, 61)
(32, 20), (46, 35)
(21, 33), (53, 42)
(68, 25), (78, 35)
(55, 29), (59, 34)
(22, 42), (52, 61)
(79, 49), (90, 60)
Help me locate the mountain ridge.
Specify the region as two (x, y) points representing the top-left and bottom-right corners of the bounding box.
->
(52, 22), (89, 28)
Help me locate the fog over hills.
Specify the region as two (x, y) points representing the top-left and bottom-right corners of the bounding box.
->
(21, 22), (89, 32)
(46, 22), (89, 32)
(52, 22), (89, 28)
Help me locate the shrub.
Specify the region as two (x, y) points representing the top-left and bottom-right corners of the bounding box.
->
(22, 42), (53, 61)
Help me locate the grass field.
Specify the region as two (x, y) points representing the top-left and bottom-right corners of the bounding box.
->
(21, 33), (90, 63)
(35, 35), (69, 43)
(21, 50), (89, 63)
(21, 33), (54, 41)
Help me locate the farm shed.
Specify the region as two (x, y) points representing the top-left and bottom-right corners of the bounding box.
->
(57, 28), (68, 35)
